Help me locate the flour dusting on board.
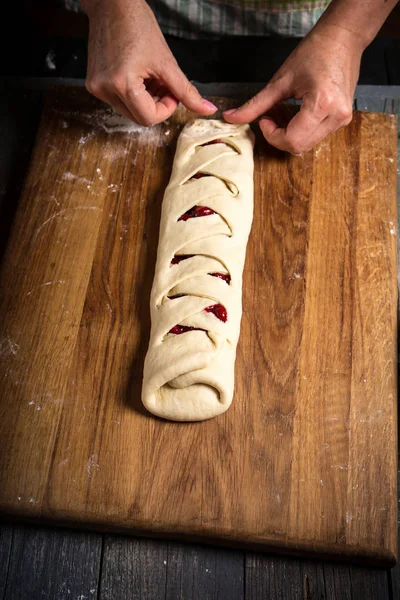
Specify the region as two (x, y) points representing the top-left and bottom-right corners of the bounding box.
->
(57, 105), (170, 146)
(0, 335), (20, 357)
(98, 112), (144, 134)
(87, 454), (100, 476)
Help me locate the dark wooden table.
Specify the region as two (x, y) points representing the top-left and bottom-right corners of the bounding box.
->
(0, 81), (399, 600)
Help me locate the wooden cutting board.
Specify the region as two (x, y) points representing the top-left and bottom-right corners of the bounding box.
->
(0, 88), (397, 565)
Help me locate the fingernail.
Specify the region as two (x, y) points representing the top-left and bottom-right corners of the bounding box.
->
(223, 108), (237, 115)
(202, 99), (218, 111)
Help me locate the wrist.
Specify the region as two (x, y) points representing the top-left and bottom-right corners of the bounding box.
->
(309, 21), (366, 54)
(314, 0), (400, 52)
(80, 0), (146, 18)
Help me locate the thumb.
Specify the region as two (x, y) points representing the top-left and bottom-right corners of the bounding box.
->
(223, 80), (288, 124)
(161, 63), (217, 115)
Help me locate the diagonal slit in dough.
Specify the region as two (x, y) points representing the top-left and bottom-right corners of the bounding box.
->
(170, 252), (229, 275)
(196, 138), (241, 155)
(176, 209), (233, 236)
(182, 172), (239, 196)
(165, 290), (222, 304)
(155, 253), (229, 308)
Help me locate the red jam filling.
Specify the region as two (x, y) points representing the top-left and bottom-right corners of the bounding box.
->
(178, 206), (215, 221)
(190, 172), (209, 180)
(169, 325), (205, 335)
(204, 303), (227, 322)
(171, 254), (194, 265)
(168, 303), (227, 335)
(209, 272), (230, 284)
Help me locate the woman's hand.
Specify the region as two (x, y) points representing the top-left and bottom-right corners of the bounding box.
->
(81, 0), (217, 126)
(223, 25), (363, 154)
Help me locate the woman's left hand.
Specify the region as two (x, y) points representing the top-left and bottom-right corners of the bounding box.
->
(223, 24), (363, 154)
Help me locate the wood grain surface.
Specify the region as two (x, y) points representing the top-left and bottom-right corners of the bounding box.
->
(0, 88), (397, 565)
(1, 523), (396, 600)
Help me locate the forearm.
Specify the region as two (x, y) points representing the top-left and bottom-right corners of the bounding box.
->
(315, 0), (399, 50)
(80, 0), (146, 18)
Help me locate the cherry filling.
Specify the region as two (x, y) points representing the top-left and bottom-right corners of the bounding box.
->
(204, 303), (227, 322)
(178, 205), (215, 221)
(169, 325), (205, 335)
(190, 172), (209, 180)
(209, 272), (231, 284)
(171, 254), (194, 265)
(168, 303), (227, 335)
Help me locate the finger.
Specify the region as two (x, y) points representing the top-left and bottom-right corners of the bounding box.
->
(148, 81), (170, 104)
(108, 93), (140, 123)
(265, 102), (298, 129)
(259, 94), (330, 154)
(146, 78), (163, 100)
(223, 80), (288, 124)
(161, 64), (217, 115)
(124, 85), (179, 126)
(94, 87), (140, 123)
(155, 92), (180, 116)
(260, 113), (340, 155)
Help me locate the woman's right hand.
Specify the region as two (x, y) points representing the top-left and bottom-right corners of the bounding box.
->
(81, 0), (217, 125)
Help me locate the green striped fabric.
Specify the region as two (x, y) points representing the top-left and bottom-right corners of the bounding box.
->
(204, 1), (328, 8)
(71, 1), (331, 38)
(147, 0), (331, 38)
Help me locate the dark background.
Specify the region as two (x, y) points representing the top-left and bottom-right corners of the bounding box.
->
(2, 0), (400, 84)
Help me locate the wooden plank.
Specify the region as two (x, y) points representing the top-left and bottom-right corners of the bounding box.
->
(166, 542), (244, 600)
(343, 113), (397, 562)
(4, 525), (102, 600)
(346, 566), (390, 600)
(245, 553), (304, 599)
(322, 564), (352, 600)
(245, 555), (391, 600)
(286, 112), (397, 564)
(357, 94), (400, 600)
(0, 89), (397, 564)
(101, 536), (243, 600)
(323, 563), (390, 600)
(0, 524), (13, 599)
(100, 537), (168, 600)
(297, 560), (326, 599)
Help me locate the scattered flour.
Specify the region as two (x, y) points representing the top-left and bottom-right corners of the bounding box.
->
(26, 280), (66, 296)
(0, 336), (20, 357)
(99, 112), (145, 134)
(63, 172), (92, 185)
(56, 106), (169, 146)
(87, 454), (100, 476)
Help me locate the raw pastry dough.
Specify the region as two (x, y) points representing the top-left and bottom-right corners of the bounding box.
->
(142, 119), (254, 421)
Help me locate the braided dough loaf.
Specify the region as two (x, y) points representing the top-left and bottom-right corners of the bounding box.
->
(142, 119), (254, 421)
